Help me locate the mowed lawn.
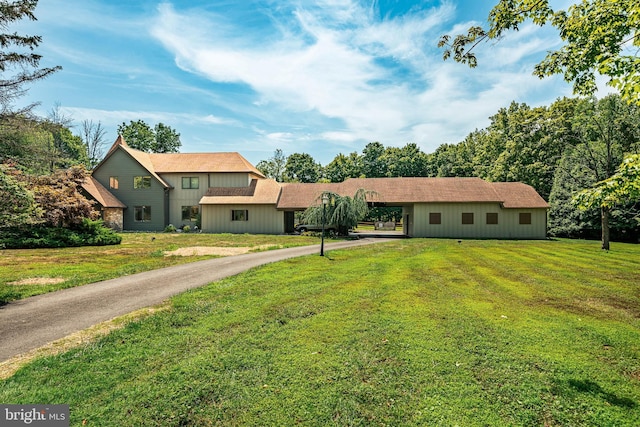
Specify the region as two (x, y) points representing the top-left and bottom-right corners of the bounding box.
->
(0, 232), (318, 304)
(1, 239), (639, 426)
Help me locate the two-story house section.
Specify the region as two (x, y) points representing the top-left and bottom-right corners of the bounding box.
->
(91, 136), (264, 231)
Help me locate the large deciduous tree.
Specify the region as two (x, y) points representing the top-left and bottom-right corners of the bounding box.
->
(324, 152), (362, 183)
(117, 120), (181, 153)
(550, 95), (640, 249)
(0, 0), (61, 112)
(283, 152), (321, 183)
(439, 1), (640, 103)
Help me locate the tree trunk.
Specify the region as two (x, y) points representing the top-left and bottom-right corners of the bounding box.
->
(601, 206), (610, 250)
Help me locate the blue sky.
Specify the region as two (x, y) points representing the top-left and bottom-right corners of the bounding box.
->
(18, 0), (586, 165)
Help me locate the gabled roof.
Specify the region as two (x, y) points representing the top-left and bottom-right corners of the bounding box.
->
(491, 182), (550, 209)
(82, 176), (127, 208)
(148, 152), (264, 176)
(96, 136), (265, 186)
(275, 177), (549, 210)
(200, 179), (282, 205)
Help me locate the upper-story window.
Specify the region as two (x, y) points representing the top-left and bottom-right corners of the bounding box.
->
(182, 177), (199, 189)
(134, 176), (151, 189)
(109, 176), (119, 189)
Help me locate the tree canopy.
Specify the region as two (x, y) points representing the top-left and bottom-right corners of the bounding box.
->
(439, 1), (640, 103)
(117, 120), (181, 153)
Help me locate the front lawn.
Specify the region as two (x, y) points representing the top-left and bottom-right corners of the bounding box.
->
(1, 239), (639, 426)
(0, 232), (319, 305)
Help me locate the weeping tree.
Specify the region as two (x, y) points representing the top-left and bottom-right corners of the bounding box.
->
(303, 189), (375, 236)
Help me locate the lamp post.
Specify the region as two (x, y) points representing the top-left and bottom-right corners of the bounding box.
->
(320, 193), (329, 256)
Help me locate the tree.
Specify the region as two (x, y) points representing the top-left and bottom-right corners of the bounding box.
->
(548, 95), (640, 249)
(573, 154), (640, 243)
(303, 189), (374, 235)
(361, 142), (388, 178)
(439, 1), (640, 103)
(383, 143), (430, 177)
(81, 119), (107, 168)
(27, 165), (98, 228)
(154, 122), (181, 153)
(256, 149), (287, 182)
(283, 152), (321, 183)
(117, 120), (181, 153)
(0, 0), (61, 112)
(0, 162), (41, 228)
(324, 152), (361, 182)
(0, 113), (87, 174)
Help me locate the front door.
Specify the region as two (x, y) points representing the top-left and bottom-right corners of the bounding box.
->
(284, 211), (295, 233)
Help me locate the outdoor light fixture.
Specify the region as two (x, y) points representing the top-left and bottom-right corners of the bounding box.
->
(320, 193), (329, 256)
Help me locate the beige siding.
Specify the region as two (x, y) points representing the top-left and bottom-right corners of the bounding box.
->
(201, 204), (284, 234)
(208, 173), (252, 188)
(160, 173), (209, 226)
(412, 203), (547, 239)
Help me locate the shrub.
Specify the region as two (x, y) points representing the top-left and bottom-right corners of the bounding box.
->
(164, 224), (177, 233)
(182, 225), (191, 233)
(0, 218), (121, 249)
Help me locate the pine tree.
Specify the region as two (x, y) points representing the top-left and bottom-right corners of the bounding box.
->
(0, 0), (60, 112)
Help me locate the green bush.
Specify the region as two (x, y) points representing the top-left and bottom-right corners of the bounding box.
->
(0, 218), (121, 249)
(164, 224), (177, 233)
(182, 225), (191, 233)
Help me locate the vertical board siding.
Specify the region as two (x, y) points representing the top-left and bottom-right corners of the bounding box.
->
(93, 150), (166, 231)
(201, 205), (284, 234)
(208, 173), (251, 188)
(412, 203), (547, 239)
(160, 173), (210, 226)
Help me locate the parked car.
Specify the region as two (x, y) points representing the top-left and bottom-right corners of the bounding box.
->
(295, 223), (337, 233)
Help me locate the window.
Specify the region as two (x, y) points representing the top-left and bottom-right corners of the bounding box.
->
(462, 212), (474, 225)
(182, 206), (199, 222)
(182, 177), (199, 189)
(519, 212), (532, 225)
(134, 176), (151, 189)
(486, 213), (498, 225)
(109, 176), (119, 189)
(231, 210), (249, 221)
(429, 212), (441, 225)
(134, 206), (151, 222)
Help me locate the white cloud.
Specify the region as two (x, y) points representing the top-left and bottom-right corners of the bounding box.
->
(148, 1), (574, 155)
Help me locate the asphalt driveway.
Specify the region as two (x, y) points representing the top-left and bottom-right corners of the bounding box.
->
(0, 238), (391, 362)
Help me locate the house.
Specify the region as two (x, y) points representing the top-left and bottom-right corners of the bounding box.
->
(85, 137), (550, 239)
(89, 136), (265, 231)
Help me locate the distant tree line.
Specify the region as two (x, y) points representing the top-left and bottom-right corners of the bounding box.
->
(257, 95), (640, 243)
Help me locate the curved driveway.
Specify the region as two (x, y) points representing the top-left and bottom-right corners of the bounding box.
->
(0, 238), (391, 362)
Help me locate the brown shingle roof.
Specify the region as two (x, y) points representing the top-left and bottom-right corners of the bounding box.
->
(276, 178), (549, 209)
(82, 177), (127, 208)
(98, 136), (264, 185)
(148, 152), (265, 176)
(200, 179), (282, 205)
(491, 182), (550, 208)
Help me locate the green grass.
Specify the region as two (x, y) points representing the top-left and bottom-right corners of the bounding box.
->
(0, 232), (319, 304)
(1, 239), (639, 426)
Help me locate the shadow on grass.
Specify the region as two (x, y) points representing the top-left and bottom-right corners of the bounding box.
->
(568, 379), (637, 408)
